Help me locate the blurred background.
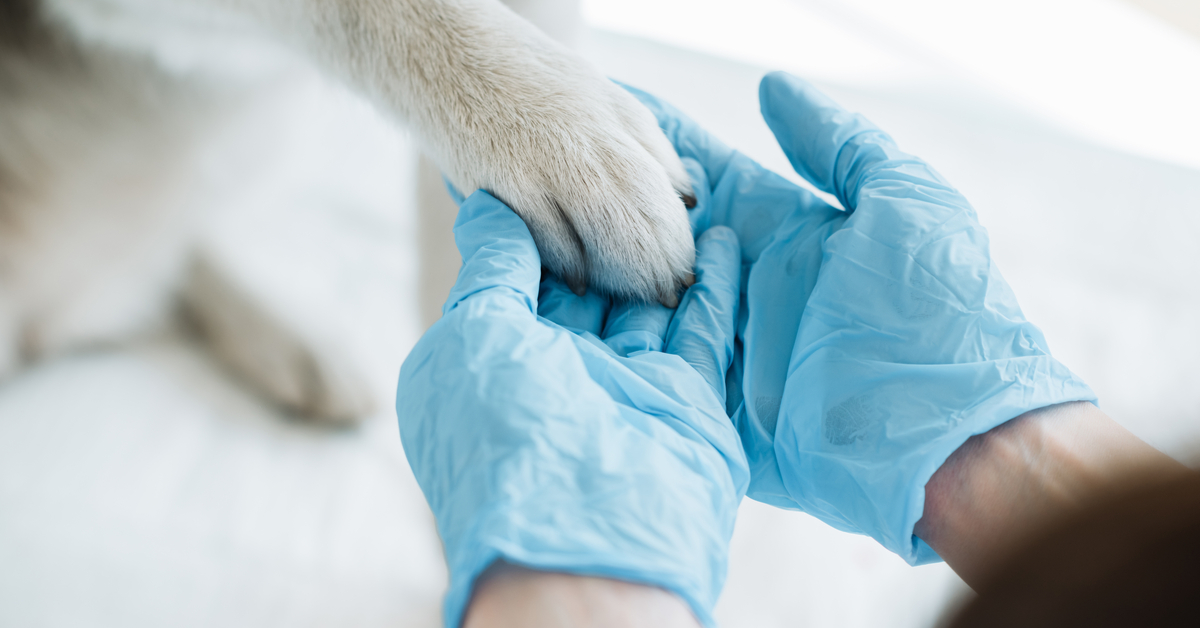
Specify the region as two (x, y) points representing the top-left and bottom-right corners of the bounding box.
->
(1, 0), (1198, 626)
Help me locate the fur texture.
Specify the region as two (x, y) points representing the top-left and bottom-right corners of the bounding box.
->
(0, 0), (695, 419)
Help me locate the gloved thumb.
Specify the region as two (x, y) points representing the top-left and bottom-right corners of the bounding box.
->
(443, 191), (541, 316)
(759, 71), (896, 212)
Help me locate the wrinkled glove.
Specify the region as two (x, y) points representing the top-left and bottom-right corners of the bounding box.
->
(396, 190), (749, 628)
(624, 72), (1096, 565)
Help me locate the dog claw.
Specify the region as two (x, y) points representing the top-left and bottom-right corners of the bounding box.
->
(566, 275), (588, 296)
(657, 272), (694, 308)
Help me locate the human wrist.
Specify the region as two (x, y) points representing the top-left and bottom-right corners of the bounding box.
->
(916, 401), (1186, 587)
(463, 563), (702, 628)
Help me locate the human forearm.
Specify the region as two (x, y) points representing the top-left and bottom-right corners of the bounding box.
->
(915, 401), (1187, 587)
(463, 564), (702, 628)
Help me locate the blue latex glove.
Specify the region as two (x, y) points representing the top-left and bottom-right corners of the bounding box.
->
(623, 72), (1096, 565)
(396, 190), (749, 628)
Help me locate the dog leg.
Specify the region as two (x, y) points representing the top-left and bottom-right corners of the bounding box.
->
(280, 0), (696, 303)
(0, 288), (17, 380)
(181, 249), (376, 423)
(414, 0), (584, 325)
(46, 0), (696, 303)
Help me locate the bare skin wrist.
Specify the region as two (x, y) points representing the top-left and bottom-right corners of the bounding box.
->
(462, 562), (702, 628)
(915, 401), (1187, 588)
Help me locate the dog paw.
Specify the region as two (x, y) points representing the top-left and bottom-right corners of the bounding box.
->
(421, 40), (696, 305)
(182, 255), (376, 424)
(0, 293), (16, 381)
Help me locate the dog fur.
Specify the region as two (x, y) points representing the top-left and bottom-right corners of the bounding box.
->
(0, 0), (695, 420)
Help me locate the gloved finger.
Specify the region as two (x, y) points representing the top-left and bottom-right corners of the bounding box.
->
(601, 300), (674, 357)
(443, 190), (541, 316)
(665, 227), (741, 399)
(538, 274), (610, 335)
(618, 81), (738, 190)
(758, 71), (954, 212)
(442, 174), (466, 205)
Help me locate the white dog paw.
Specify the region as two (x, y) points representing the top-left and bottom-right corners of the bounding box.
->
(182, 255), (376, 424)
(0, 293), (17, 381)
(426, 48), (696, 306)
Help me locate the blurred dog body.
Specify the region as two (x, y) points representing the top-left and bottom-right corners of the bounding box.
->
(0, 0), (694, 421)
(0, 0), (215, 387)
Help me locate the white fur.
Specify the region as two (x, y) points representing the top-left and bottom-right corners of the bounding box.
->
(38, 0), (698, 299)
(0, 0), (694, 421)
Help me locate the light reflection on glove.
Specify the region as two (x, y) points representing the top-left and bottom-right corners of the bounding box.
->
(396, 190), (748, 628)
(625, 72), (1096, 564)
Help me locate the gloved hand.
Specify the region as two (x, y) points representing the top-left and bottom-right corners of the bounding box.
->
(396, 190), (748, 628)
(623, 72), (1096, 564)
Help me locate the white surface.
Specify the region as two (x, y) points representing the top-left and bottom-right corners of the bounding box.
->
(0, 341), (444, 628)
(3, 4), (1200, 627)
